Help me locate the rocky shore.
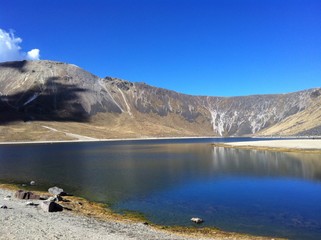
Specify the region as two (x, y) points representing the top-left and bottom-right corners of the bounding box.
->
(0, 185), (278, 240)
(0, 186), (199, 240)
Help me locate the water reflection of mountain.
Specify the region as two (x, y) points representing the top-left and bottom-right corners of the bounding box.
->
(1, 142), (321, 204)
(211, 147), (321, 181)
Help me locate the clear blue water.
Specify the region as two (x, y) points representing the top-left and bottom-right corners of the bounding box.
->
(0, 138), (320, 239)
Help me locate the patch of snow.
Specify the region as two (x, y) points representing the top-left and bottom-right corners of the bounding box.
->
(98, 79), (124, 112)
(42, 126), (97, 141)
(209, 109), (225, 136)
(70, 64), (80, 68)
(23, 93), (39, 106)
(42, 126), (58, 132)
(118, 88), (132, 116)
(188, 105), (194, 112)
(168, 99), (173, 112)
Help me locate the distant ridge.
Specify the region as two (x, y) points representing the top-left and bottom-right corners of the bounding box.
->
(0, 60), (320, 141)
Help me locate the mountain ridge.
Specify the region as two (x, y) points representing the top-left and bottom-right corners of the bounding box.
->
(0, 60), (320, 141)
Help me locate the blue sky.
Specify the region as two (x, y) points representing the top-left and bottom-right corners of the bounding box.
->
(0, 0), (320, 96)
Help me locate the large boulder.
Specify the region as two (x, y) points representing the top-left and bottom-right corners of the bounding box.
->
(40, 201), (63, 212)
(14, 190), (40, 200)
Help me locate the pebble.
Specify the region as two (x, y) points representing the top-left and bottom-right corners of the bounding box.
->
(4, 195), (11, 200)
(25, 201), (38, 206)
(0, 204), (8, 209)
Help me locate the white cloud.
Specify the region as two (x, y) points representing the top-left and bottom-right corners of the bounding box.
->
(27, 49), (40, 60)
(0, 28), (40, 62)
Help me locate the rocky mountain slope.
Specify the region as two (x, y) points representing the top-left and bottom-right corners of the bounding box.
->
(0, 60), (320, 141)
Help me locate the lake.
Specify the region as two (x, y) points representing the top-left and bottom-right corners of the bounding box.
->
(0, 138), (321, 239)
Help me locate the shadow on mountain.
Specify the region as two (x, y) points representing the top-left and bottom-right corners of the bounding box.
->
(0, 60), (28, 73)
(0, 76), (90, 124)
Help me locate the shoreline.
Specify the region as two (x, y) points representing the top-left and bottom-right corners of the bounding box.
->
(0, 135), (319, 146)
(0, 136), (221, 145)
(0, 183), (280, 240)
(213, 139), (321, 153)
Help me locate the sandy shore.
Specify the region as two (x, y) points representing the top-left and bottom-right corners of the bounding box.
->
(223, 139), (321, 149)
(215, 139), (321, 153)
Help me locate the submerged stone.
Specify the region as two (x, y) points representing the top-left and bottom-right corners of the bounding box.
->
(191, 217), (204, 224)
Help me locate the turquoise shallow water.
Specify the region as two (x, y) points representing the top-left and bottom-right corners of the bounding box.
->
(0, 138), (320, 239)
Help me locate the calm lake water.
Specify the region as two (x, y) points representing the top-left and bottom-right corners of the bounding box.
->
(0, 138), (321, 239)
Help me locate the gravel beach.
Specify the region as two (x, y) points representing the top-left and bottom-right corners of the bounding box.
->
(0, 187), (278, 240)
(0, 188), (201, 240)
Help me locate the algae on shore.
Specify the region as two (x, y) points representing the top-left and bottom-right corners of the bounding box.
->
(0, 183), (281, 240)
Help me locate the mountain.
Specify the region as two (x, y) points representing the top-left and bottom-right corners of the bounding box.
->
(0, 60), (320, 141)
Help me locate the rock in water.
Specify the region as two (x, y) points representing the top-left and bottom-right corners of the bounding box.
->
(48, 186), (66, 196)
(14, 190), (40, 200)
(30, 181), (36, 186)
(40, 201), (63, 212)
(191, 217), (204, 224)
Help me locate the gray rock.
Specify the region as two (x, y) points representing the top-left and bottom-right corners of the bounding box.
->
(4, 195), (11, 200)
(14, 190), (40, 200)
(25, 201), (38, 206)
(56, 195), (63, 201)
(48, 186), (66, 196)
(46, 195), (62, 202)
(46, 196), (57, 202)
(40, 201), (63, 212)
